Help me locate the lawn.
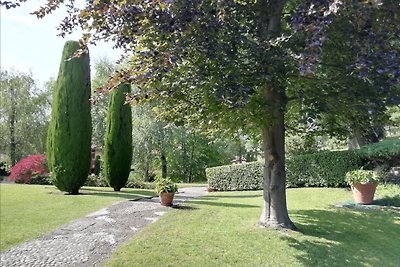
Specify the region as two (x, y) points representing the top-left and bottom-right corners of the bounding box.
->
(0, 184), (155, 251)
(107, 185), (400, 267)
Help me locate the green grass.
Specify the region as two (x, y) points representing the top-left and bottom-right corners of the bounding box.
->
(107, 186), (400, 267)
(177, 182), (207, 188)
(0, 184), (154, 251)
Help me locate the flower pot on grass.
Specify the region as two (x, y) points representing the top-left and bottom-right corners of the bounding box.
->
(159, 192), (176, 206)
(345, 169), (381, 205)
(350, 182), (377, 204)
(155, 177), (178, 206)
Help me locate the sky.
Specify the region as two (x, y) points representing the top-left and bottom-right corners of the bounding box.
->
(1, 1), (121, 86)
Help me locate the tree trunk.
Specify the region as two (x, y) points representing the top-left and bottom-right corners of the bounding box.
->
(258, 87), (296, 230)
(159, 124), (167, 179)
(9, 84), (17, 166)
(348, 127), (365, 150)
(257, 0), (296, 230)
(144, 160), (150, 182)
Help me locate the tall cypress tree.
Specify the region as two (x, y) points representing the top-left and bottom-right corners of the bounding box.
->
(47, 41), (92, 194)
(103, 83), (133, 191)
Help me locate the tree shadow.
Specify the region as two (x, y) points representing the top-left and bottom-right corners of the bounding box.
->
(202, 193), (262, 199)
(78, 188), (155, 200)
(373, 196), (400, 207)
(171, 205), (199, 210)
(190, 199), (259, 208)
(282, 208), (400, 266)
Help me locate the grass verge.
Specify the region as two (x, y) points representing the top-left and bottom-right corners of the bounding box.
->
(0, 184), (154, 251)
(107, 186), (400, 267)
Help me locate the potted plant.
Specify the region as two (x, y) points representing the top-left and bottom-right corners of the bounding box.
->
(345, 169), (381, 204)
(155, 178), (178, 206)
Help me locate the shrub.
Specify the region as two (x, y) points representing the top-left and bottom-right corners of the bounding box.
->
(286, 150), (364, 187)
(93, 155), (101, 176)
(29, 174), (52, 185)
(207, 162), (263, 191)
(84, 174), (108, 187)
(8, 155), (47, 184)
(103, 83), (133, 191)
(0, 162), (10, 176)
(125, 176), (156, 189)
(47, 41), (92, 194)
(207, 150), (364, 191)
(359, 137), (400, 171)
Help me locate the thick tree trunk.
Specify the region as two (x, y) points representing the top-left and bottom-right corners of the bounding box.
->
(257, 0), (296, 230)
(348, 127), (365, 150)
(258, 87), (296, 230)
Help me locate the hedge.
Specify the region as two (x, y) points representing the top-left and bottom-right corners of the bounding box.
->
(207, 150), (364, 191)
(207, 138), (400, 191)
(206, 162), (263, 191)
(358, 137), (400, 170)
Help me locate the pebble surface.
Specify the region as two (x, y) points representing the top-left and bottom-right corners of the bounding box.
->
(0, 187), (207, 267)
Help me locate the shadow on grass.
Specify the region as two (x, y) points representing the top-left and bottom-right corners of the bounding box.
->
(284, 208), (400, 266)
(374, 196), (400, 207)
(191, 199), (259, 208)
(79, 188), (155, 200)
(172, 205), (199, 210)
(202, 193), (262, 199)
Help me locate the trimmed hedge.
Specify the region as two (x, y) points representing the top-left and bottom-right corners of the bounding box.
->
(207, 150), (364, 191)
(286, 150), (364, 187)
(207, 162), (263, 191)
(359, 137), (400, 170)
(207, 138), (400, 191)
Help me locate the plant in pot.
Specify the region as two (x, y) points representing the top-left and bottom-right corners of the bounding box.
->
(345, 169), (381, 204)
(155, 178), (178, 206)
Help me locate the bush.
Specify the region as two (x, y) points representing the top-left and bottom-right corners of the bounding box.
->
(125, 176), (156, 190)
(29, 174), (52, 185)
(0, 162), (10, 176)
(8, 155), (47, 184)
(286, 150), (364, 187)
(207, 162), (263, 191)
(359, 137), (400, 170)
(207, 150), (364, 191)
(84, 174), (108, 187)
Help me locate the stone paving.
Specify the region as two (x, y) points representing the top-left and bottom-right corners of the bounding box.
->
(0, 187), (207, 267)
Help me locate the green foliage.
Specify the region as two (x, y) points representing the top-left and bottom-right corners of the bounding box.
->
(29, 174), (52, 185)
(103, 83), (133, 191)
(93, 155), (101, 176)
(207, 150), (364, 191)
(91, 57), (115, 149)
(207, 162), (263, 191)
(358, 137), (400, 170)
(84, 174), (108, 187)
(155, 177), (178, 194)
(345, 169), (380, 185)
(0, 69), (51, 164)
(46, 41), (92, 194)
(286, 150), (365, 187)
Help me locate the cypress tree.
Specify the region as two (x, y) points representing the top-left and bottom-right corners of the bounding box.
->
(47, 41), (92, 194)
(103, 83), (133, 191)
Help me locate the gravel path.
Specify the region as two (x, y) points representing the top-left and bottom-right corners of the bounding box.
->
(0, 187), (207, 267)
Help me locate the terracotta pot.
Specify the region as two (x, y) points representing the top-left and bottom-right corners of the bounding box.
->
(351, 182), (377, 204)
(159, 192), (175, 206)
